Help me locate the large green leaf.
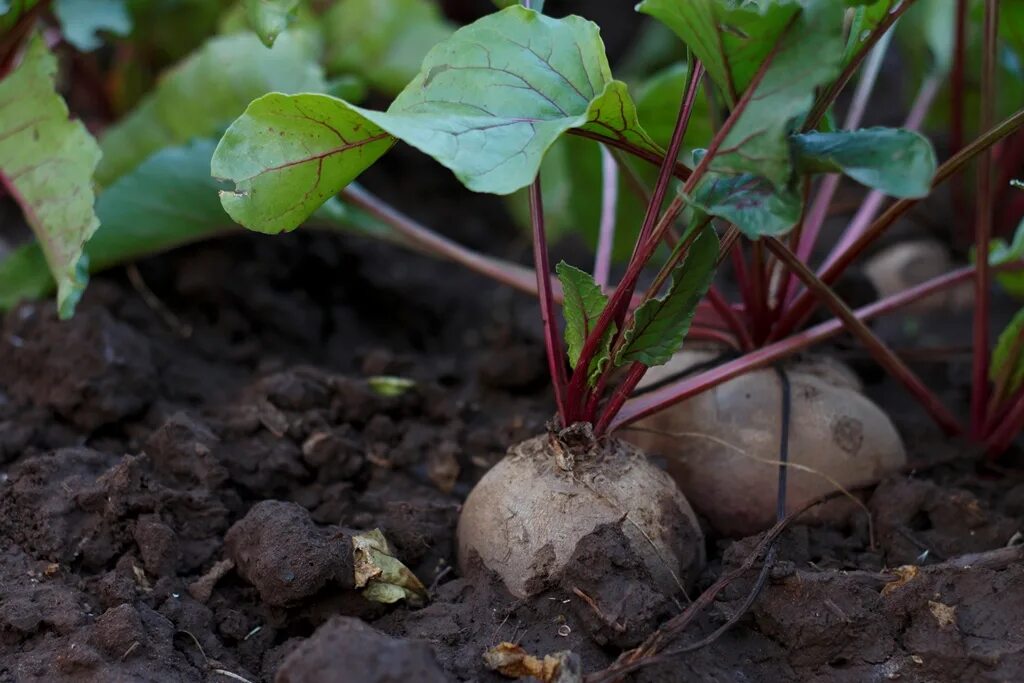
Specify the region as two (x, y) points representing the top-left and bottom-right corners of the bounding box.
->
(54, 0), (131, 51)
(97, 31), (326, 186)
(0, 36), (101, 318)
(991, 307), (1024, 397)
(212, 93), (395, 234)
(791, 128), (937, 198)
(711, 0), (845, 186)
(357, 5), (661, 195)
(687, 173), (802, 239)
(244, 0), (300, 47)
(0, 139), (391, 312)
(615, 227), (719, 367)
(323, 0), (454, 95)
(637, 0), (800, 107)
(556, 261), (613, 384)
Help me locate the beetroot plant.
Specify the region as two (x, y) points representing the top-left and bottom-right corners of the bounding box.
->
(203, 0), (1024, 609)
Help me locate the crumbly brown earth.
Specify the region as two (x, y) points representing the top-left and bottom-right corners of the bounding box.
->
(1, 164), (1022, 681)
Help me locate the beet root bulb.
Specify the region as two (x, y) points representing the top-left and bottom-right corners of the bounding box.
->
(457, 431), (704, 599)
(628, 350), (906, 537)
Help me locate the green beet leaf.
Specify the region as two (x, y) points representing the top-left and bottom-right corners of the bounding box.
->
(991, 307), (1024, 397)
(97, 31), (326, 186)
(358, 5), (661, 195)
(687, 173), (802, 239)
(212, 93), (396, 234)
(791, 128), (937, 198)
(323, 0), (454, 95)
(54, 0), (131, 51)
(712, 0), (845, 187)
(637, 0), (800, 107)
(0, 36), (101, 318)
(244, 0), (301, 47)
(0, 139), (393, 312)
(556, 261), (614, 385)
(615, 227), (719, 367)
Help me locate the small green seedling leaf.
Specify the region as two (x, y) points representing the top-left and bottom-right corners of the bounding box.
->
(358, 5), (661, 195)
(54, 0), (131, 51)
(367, 376), (417, 397)
(843, 0), (896, 64)
(791, 128), (936, 198)
(0, 35), (101, 318)
(556, 261), (614, 385)
(212, 93), (395, 234)
(989, 218), (1024, 299)
(98, 31), (326, 186)
(324, 0), (454, 95)
(990, 307), (1024, 397)
(687, 173), (802, 239)
(616, 228), (719, 367)
(244, 0), (300, 47)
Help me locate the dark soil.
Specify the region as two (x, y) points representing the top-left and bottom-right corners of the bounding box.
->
(1, 160), (1023, 682)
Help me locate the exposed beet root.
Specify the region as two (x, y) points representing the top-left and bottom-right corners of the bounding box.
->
(457, 426), (704, 599)
(630, 349), (907, 536)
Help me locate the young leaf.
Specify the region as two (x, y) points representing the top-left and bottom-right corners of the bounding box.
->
(358, 5), (661, 195)
(54, 0), (131, 52)
(615, 227), (719, 367)
(990, 307), (1024, 397)
(711, 0), (845, 186)
(637, 0), (800, 107)
(323, 0), (454, 95)
(0, 36), (101, 318)
(791, 128), (937, 198)
(687, 173), (802, 239)
(212, 93), (395, 234)
(244, 0), (300, 47)
(556, 261), (614, 384)
(97, 31), (326, 186)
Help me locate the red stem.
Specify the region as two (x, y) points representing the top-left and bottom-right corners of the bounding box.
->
(801, 0), (918, 132)
(970, 0), (999, 438)
(633, 62), (705, 254)
(707, 287), (754, 351)
(593, 145), (619, 290)
(809, 73), (943, 287)
(774, 107), (1024, 339)
(529, 178), (569, 423)
(764, 237), (962, 435)
(950, 0), (969, 238)
(594, 363), (646, 436)
(611, 263), (993, 431)
(985, 390), (1024, 456)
